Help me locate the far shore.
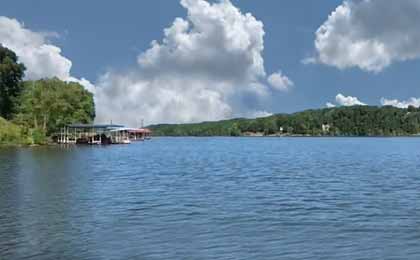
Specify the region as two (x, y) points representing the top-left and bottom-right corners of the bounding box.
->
(151, 134), (420, 138)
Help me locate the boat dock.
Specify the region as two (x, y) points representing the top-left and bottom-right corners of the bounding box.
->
(55, 124), (151, 145)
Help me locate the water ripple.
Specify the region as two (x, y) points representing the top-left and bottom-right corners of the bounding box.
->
(1, 137), (420, 259)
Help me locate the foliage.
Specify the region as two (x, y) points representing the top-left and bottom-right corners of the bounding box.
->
(0, 45), (25, 119)
(14, 78), (95, 135)
(0, 48), (95, 145)
(30, 128), (48, 145)
(0, 116), (29, 145)
(150, 106), (420, 137)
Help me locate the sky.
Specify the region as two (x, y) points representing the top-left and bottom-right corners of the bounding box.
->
(2, 0), (420, 126)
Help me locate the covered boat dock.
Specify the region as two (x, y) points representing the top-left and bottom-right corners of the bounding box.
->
(56, 124), (151, 145)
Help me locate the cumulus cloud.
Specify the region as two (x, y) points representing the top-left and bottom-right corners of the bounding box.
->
(336, 94), (366, 106)
(1, 1), (293, 126)
(95, 0), (290, 126)
(310, 0), (420, 72)
(380, 97), (420, 108)
(327, 94), (367, 107)
(326, 102), (336, 108)
(0, 16), (94, 90)
(267, 71), (294, 91)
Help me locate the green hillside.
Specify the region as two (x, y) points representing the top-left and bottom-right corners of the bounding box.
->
(149, 105), (420, 137)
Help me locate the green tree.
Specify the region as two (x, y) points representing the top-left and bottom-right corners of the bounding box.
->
(0, 116), (28, 145)
(229, 123), (241, 136)
(0, 45), (26, 119)
(15, 78), (95, 134)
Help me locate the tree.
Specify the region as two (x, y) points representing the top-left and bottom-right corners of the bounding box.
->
(229, 123), (241, 136)
(0, 45), (25, 119)
(15, 78), (95, 134)
(408, 105), (417, 113)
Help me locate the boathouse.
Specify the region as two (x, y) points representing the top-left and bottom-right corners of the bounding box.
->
(56, 124), (151, 145)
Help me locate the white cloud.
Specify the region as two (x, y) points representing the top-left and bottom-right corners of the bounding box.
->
(380, 97), (420, 108)
(0, 16), (94, 91)
(95, 0), (289, 126)
(301, 57), (317, 65)
(68, 77), (96, 94)
(244, 110), (273, 119)
(1, 0), (293, 126)
(95, 73), (233, 125)
(326, 102), (336, 108)
(336, 94), (366, 106)
(267, 71), (294, 91)
(310, 0), (420, 72)
(327, 94), (367, 107)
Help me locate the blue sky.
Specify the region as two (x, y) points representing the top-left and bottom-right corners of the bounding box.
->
(2, 0), (420, 125)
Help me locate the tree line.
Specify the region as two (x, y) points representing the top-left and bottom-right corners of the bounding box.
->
(0, 45), (95, 145)
(150, 105), (420, 137)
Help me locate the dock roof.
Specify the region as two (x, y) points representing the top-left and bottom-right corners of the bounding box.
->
(67, 124), (124, 129)
(108, 127), (152, 133)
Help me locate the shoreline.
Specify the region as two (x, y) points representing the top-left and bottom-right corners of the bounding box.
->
(151, 135), (420, 138)
(3, 134), (420, 147)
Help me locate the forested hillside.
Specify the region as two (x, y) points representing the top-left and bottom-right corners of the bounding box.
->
(150, 105), (420, 137)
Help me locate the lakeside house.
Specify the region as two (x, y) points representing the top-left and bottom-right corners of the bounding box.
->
(56, 124), (151, 145)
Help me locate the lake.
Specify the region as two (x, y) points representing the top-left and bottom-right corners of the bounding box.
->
(1, 137), (420, 259)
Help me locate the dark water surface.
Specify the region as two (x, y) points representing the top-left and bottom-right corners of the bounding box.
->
(1, 137), (420, 259)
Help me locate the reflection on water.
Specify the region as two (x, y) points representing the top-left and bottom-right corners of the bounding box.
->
(1, 138), (420, 259)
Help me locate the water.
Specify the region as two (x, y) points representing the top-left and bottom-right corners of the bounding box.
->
(1, 137), (420, 259)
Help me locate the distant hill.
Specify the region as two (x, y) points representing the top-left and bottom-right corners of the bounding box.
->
(149, 106), (420, 137)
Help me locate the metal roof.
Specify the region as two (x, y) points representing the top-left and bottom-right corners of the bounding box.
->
(109, 127), (133, 132)
(67, 124), (124, 129)
(109, 127), (152, 133)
